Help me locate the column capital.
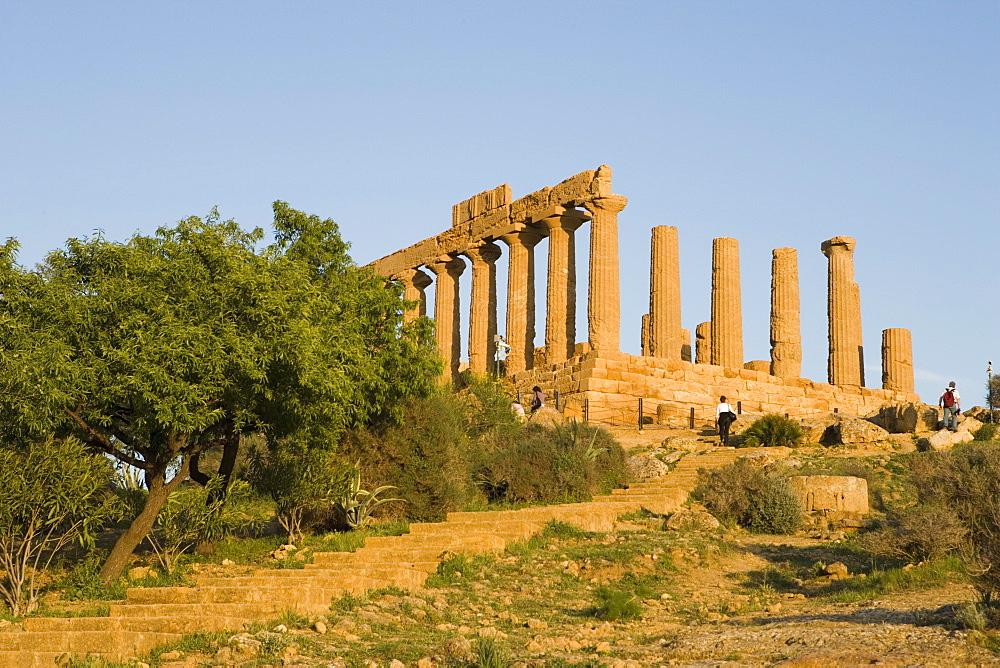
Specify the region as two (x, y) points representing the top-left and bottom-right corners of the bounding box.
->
(392, 266), (432, 290)
(537, 209), (587, 234)
(585, 194), (628, 215)
(427, 255), (466, 278)
(821, 236), (856, 256)
(465, 241), (502, 266)
(498, 227), (545, 248)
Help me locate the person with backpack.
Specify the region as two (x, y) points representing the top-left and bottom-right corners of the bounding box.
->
(716, 395), (737, 447)
(939, 381), (961, 432)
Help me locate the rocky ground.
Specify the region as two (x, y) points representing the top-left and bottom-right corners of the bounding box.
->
(149, 521), (999, 667)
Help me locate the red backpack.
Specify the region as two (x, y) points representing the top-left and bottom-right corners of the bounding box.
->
(943, 389), (955, 407)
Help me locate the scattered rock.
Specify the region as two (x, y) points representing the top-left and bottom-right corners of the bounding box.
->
(663, 508), (720, 531)
(626, 453), (673, 478)
(917, 428), (974, 451)
(835, 417), (891, 445)
(314, 621), (328, 634)
(661, 435), (700, 451)
(158, 650), (181, 661)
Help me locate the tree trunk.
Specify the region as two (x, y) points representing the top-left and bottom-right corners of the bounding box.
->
(99, 459), (190, 584)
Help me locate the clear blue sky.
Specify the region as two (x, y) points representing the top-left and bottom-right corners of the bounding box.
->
(2, 0), (997, 406)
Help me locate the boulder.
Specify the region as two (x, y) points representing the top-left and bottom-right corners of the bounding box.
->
(869, 402), (925, 433)
(957, 414), (984, 434)
(788, 476), (869, 514)
(660, 435), (700, 451)
(528, 406), (563, 426)
(626, 453), (673, 479)
(833, 417), (891, 445)
(739, 451), (776, 469)
(799, 417), (838, 445)
(664, 508), (721, 532)
(917, 429), (974, 451)
(963, 406), (1000, 424)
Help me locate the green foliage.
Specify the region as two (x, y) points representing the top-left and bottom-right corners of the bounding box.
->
(248, 440), (350, 541)
(974, 422), (999, 442)
(122, 478), (266, 574)
(693, 459), (802, 534)
(475, 636), (510, 668)
(0, 439), (120, 615)
(333, 462), (405, 530)
(741, 413), (804, 448)
(56, 554), (127, 601)
(474, 421), (626, 505)
(0, 205), (440, 581)
(340, 393), (477, 521)
(590, 573), (653, 621)
(856, 502), (967, 562)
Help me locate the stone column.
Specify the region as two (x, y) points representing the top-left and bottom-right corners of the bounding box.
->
(499, 228), (544, 375)
(641, 314), (651, 356)
(585, 195), (628, 352)
(695, 322), (711, 365)
(540, 211), (584, 363)
(680, 328), (692, 362)
(769, 247), (802, 378)
(822, 236), (864, 386)
(394, 268), (432, 322)
(710, 237), (743, 369)
(466, 242), (502, 375)
(649, 225), (682, 359)
(882, 328), (914, 393)
(427, 255), (466, 384)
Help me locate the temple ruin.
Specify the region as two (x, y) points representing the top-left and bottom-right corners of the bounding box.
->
(367, 167), (918, 424)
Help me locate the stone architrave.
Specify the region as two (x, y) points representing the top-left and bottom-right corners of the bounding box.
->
(769, 247), (801, 378)
(394, 267), (432, 322)
(881, 328), (914, 393)
(710, 237), (743, 369)
(465, 242), (502, 375)
(822, 236), (864, 386)
(695, 321), (711, 365)
(499, 228), (545, 375)
(585, 194), (628, 353)
(649, 225), (682, 359)
(539, 209), (586, 363)
(427, 255), (466, 384)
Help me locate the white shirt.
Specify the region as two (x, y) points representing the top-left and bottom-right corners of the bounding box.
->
(716, 402), (734, 417)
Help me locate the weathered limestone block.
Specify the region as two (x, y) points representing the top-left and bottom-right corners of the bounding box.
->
(917, 429), (975, 451)
(789, 476), (869, 515)
(664, 508), (721, 531)
(834, 417), (890, 445)
(680, 327), (692, 362)
(660, 435), (701, 450)
(710, 237), (743, 369)
(695, 321), (711, 365)
(822, 236), (864, 387)
(881, 328), (914, 393)
(800, 418), (838, 445)
(770, 247), (802, 378)
(626, 453), (673, 479)
(744, 361), (771, 373)
(452, 183), (512, 227)
(868, 401), (939, 433)
(649, 225), (682, 359)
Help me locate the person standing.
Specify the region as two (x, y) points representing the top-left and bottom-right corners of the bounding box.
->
(939, 381), (962, 432)
(716, 395), (737, 447)
(530, 385), (545, 413)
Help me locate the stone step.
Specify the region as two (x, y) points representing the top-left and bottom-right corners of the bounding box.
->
(312, 546), (459, 565)
(0, 630), (181, 654)
(0, 651), (93, 668)
(110, 601), (321, 618)
(406, 519), (544, 537)
(23, 614), (253, 634)
(362, 533), (510, 550)
(305, 559), (440, 574)
(124, 584), (337, 607)
(195, 566), (427, 590)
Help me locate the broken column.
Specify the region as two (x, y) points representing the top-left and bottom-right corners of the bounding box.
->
(649, 225), (682, 359)
(427, 255), (466, 384)
(466, 242), (502, 375)
(769, 247), (802, 378)
(499, 228), (544, 375)
(585, 194), (628, 352)
(882, 328), (914, 393)
(394, 267), (432, 322)
(710, 237), (743, 369)
(822, 236), (864, 386)
(695, 322), (711, 365)
(540, 209), (585, 363)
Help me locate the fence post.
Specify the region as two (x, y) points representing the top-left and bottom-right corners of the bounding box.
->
(689, 407), (695, 429)
(737, 400), (742, 415)
(834, 407), (839, 414)
(584, 398), (589, 424)
(638, 398), (644, 431)
(554, 390), (561, 412)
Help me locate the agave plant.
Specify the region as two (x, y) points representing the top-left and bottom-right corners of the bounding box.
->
(334, 463), (404, 529)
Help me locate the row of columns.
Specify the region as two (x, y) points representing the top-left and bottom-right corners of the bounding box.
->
(392, 197), (628, 384)
(649, 230), (912, 393)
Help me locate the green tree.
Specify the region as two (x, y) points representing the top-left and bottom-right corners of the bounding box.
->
(0, 204), (439, 582)
(0, 439), (119, 615)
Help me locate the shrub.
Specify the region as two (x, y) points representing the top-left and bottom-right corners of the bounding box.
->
(590, 573), (654, 621)
(473, 420), (626, 505)
(693, 459), (802, 534)
(973, 422), (999, 442)
(741, 414), (804, 448)
(0, 439), (120, 616)
(856, 502), (967, 563)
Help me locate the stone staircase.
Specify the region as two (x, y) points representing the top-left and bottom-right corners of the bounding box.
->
(0, 446), (746, 666)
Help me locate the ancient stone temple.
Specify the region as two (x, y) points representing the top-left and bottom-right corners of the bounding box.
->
(367, 167), (919, 424)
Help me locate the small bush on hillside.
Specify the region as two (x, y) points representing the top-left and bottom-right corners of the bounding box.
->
(693, 460), (802, 534)
(741, 414), (804, 448)
(473, 420), (626, 505)
(339, 393), (476, 521)
(973, 422), (998, 442)
(856, 502), (967, 563)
